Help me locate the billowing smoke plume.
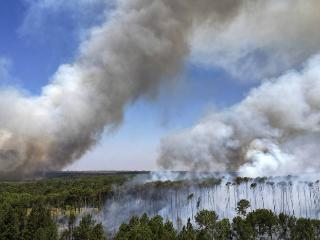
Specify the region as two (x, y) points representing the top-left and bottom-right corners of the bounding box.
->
(191, 0), (320, 80)
(1, 0), (320, 176)
(0, 0), (246, 176)
(159, 56), (320, 177)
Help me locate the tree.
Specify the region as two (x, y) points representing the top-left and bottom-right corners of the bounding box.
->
(162, 221), (177, 240)
(278, 213), (295, 239)
(115, 214), (177, 240)
(0, 203), (20, 240)
(195, 210), (218, 239)
(73, 214), (107, 240)
(148, 215), (177, 240)
(246, 209), (277, 239)
(195, 210), (218, 229)
(236, 199), (251, 217)
(23, 206), (58, 240)
(214, 219), (231, 240)
(91, 224), (107, 240)
(232, 216), (254, 240)
(291, 218), (315, 240)
(178, 218), (196, 240)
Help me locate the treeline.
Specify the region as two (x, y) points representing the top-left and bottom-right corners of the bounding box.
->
(0, 175), (128, 239)
(2, 195), (320, 239)
(2, 174), (320, 239)
(0, 203), (57, 240)
(0, 202), (106, 240)
(114, 199), (320, 240)
(0, 175), (128, 210)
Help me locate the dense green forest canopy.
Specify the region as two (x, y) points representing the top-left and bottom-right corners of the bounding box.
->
(0, 172), (132, 209)
(114, 204), (320, 240)
(0, 172), (320, 239)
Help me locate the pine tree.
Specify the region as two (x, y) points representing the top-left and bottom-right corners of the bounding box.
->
(22, 206), (58, 240)
(0, 203), (20, 240)
(73, 214), (107, 240)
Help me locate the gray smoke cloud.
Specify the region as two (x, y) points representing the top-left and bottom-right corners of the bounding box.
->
(1, 0), (320, 177)
(0, 0), (245, 176)
(190, 0), (320, 81)
(159, 55), (320, 177)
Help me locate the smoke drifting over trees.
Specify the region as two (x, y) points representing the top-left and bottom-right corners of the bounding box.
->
(159, 56), (320, 176)
(0, 0), (244, 176)
(0, 0), (320, 176)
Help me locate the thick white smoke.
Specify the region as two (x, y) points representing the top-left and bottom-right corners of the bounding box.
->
(159, 55), (320, 177)
(0, 0), (245, 176)
(1, 0), (320, 177)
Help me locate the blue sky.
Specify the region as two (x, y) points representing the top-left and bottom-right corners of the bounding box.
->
(0, 0), (254, 170)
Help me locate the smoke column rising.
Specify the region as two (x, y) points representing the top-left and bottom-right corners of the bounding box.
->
(0, 0), (246, 176)
(159, 56), (320, 177)
(1, 0), (320, 176)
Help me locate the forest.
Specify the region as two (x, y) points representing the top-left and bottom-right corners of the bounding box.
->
(0, 172), (129, 239)
(0, 172), (320, 239)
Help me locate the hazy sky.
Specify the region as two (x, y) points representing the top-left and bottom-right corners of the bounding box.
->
(0, 0), (265, 171)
